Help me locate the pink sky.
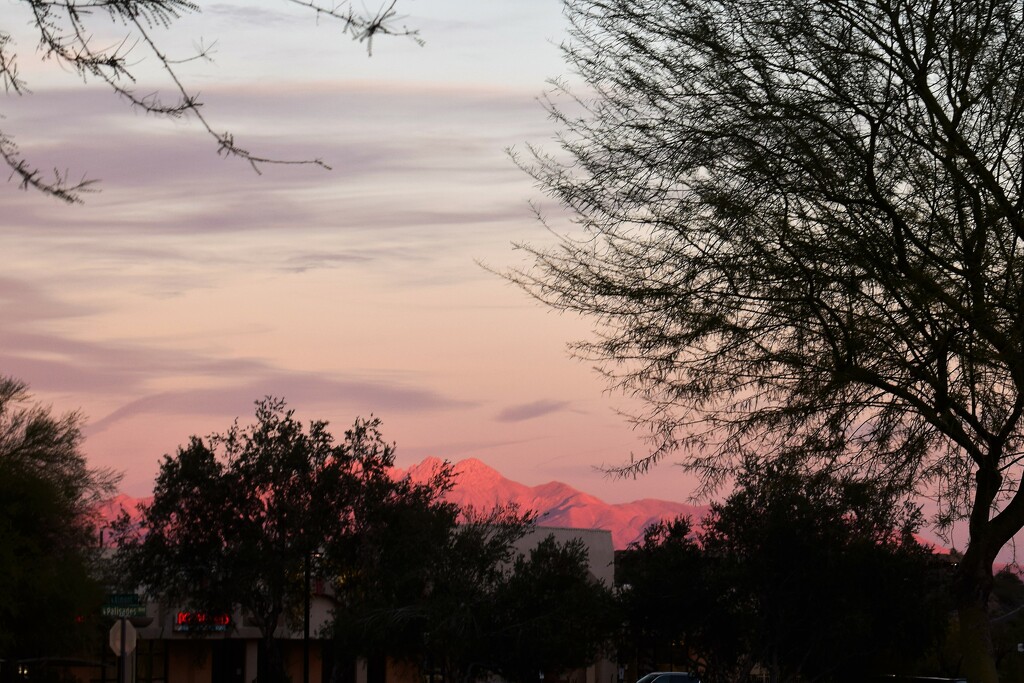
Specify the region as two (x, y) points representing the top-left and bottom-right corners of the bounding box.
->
(0, 0), (702, 503)
(1, 0), (1017, 561)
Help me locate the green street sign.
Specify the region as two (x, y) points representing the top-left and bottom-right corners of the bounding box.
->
(102, 594), (146, 618)
(102, 604), (147, 617)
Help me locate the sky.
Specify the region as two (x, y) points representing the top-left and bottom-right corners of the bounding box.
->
(0, 0), (702, 503)
(3, 0), (1020, 560)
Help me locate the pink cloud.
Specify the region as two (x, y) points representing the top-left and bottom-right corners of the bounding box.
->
(496, 399), (572, 422)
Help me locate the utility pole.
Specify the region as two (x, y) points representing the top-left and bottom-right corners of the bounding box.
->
(304, 551), (311, 683)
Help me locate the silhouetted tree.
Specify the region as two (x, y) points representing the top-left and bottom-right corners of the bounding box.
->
(486, 535), (617, 683)
(989, 568), (1024, 681)
(113, 400), (439, 683)
(697, 462), (951, 682)
(333, 505), (615, 683)
(616, 517), (709, 676)
(513, 1), (1024, 678)
(326, 459), (464, 673)
(0, 376), (118, 678)
(332, 503), (534, 683)
(3, 0), (421, 202)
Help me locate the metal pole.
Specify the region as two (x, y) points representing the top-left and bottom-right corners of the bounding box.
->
(120, 618), (127, 683)
(303, 552), (311, 683)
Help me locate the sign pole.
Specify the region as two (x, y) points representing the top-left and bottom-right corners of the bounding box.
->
(109, 613), (138, 683)
(120, 617), (127, 683)
(303, 552), (311, 683)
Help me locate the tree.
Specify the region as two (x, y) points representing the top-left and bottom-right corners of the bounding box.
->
(485, 535), (618, 683)
(987, 568), (1024, 682)
(331, 503), (536, 683)
(0, 376), (119, 678)
(616, 517), (709, 676)
(113, 400), (438, 683)
(513, 1), (1024, 679)
(697, 462), (950, 682)
(2, 0), (421, 202)
(332, 506), (616, 683)
(325, 460), (465, 677)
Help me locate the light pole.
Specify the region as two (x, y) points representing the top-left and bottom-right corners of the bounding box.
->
(303, 550), (311, 683)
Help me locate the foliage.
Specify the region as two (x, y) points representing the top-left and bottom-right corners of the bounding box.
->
(989, 568), (1024, 681)
(415, 505), (537, 683)
(2, 0), (422, 202)
(332, 503), (534, 683)
(696, 463), (952, 682)
(0, 376), (118, 666)
(615, 470), (952, 682)
(333, 506), (616, 683)
(513, 0), (1024, 678)
(327, 461), (465, 663)
(114, 399), (438, 683)
(486, 535), (618, 683)
(616, 517), (708, 675)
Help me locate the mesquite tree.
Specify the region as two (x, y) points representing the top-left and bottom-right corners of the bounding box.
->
(513, 1), (1024, 680)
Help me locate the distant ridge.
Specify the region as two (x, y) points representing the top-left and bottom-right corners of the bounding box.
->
(103, 457), (706, 550)
(397, 457), (706, 549)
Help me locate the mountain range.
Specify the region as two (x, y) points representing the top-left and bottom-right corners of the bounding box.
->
(399, 457), (706, 549)
(100, 457), (705, 549)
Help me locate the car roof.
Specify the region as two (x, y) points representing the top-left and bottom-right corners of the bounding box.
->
(637, 673), (699, 683)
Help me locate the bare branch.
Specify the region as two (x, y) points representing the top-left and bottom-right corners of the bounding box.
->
(2, 0), (421, 200)
(285, 0), (425, 55)
(1, 127), (98, 203)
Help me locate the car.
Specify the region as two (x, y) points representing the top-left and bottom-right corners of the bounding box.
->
(636, 672), (701, 683)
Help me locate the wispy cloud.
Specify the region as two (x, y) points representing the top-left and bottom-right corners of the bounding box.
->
(495, 399), (571, 423)
(87, 373), (474, 435)
(0, 290), (474, 424)
(1, 83), (541, 281)
(0, 277), (98, 323)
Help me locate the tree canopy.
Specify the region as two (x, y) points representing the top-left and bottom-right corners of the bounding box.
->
(333, 506), (617, 683)
(485, 534), (617, 683)
(113, 400), (442, 683)
(0, 376), (118, 671)
(2, 0), (421, 202)
(334, 504), (535, 683)
(615, 517), (708, 676)
(698, 463), (951, 682)
(514, 1), (1024, 679)
(616, 467), (952, 683)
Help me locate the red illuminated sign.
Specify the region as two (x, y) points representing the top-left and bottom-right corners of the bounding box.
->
(174, 611), (231, 632)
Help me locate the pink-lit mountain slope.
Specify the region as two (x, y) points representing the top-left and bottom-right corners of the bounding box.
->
(101, 458), (706, 550)
(397, 457), (706, 550)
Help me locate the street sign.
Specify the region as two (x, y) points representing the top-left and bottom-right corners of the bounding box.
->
(102, 594), (146, 618)
(109, 619), (138, 656)
(102, 604), (147, 618)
